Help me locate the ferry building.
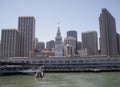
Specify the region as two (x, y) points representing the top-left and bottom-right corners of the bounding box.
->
(55, 27), (63, 57)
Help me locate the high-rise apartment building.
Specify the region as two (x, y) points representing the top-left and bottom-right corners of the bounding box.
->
(99, 8), (118, 56)
(0, 29), (19, 58)
(82, 31), (98, 55)
(18, 16), (35, 57)
(46, 40), (55, 51)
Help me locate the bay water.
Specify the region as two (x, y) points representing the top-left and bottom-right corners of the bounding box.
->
(0, 72), (120, 87)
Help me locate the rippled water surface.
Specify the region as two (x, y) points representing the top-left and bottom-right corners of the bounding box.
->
(0, 72), (120, 87)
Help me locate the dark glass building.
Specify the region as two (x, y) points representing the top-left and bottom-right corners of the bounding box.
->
(67, 30), (77, 40)
(67, 30), (78, 53)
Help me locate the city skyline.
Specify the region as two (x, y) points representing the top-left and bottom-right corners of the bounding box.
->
(0, 0), (120, 42)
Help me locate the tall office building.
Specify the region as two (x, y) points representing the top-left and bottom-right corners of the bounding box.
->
(67, 30), (77, 40)
(0, 29), (19, 58)
(82, 31), (98, 55)
(99, 8), (117, 56)
(18, 16), (35, 57)
(117, 33), (120, 55)
(0, 41), (1, 57)
(77, 41), (82, 50)
(64, 36), (76, 51)
(64, 36), (76, 56)
(67, 30), (77, 53)
(36, 42), (45, 52)
(34, 37), (38, 50)
(55, 27), (63, 57)
(46, 40), (55, 51)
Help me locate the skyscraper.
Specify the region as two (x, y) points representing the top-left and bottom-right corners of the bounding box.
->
(67, 30), (77, 53)
(55, 27), (63, 57)
(117, 33), (120, 55)
(67, 30), (77, 40)
(99, 8), (118, 56)
(64, 36), (76, 53)
(82, 31), (98, 55)
(46, 40), (55, 51)
(18, 16), (35, 57)
(77, 41), (82, 50)
(34, 37), (38, 50)
(64, 36), (76, 56)
(36, 42), (45, 52)
(0, 41), (1, 57)
(0, 29), (19, 58)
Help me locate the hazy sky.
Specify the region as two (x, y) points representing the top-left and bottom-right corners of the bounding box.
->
(0, 0), (120, 42)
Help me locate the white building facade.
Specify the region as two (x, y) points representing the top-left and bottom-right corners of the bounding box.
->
(55, 27), (63, 57)
(64, 36), (76, 56)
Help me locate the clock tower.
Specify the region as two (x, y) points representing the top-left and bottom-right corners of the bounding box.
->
(55, 26), (63, 57)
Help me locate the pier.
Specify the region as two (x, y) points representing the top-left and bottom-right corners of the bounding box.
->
(0, 57), (120, 73)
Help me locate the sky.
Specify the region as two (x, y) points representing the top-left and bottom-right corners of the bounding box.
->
(0, 0), (120, 43)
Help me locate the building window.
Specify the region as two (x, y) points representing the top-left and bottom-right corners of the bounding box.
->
(78, 60), (83, 63)
(51, 60), (56, 63)
(32, 61), (36, 64)
(45, 60), (49, 63)
(65, 60), (70, 63)
(38, 61), (43, 63)
(71, 60), (77, 63)
(85, 60), (90, 63)
(92, 59), (97, 62)
(26, 61), (30, 64)
(58, 60), (63, 64)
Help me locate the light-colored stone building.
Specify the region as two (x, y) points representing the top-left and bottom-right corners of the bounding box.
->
(18, 16), (35, 57)
(55, 27), (63, 57)
(0, 29), (19, 58)
(64, 36), (76, 56)
(64, 44), (75, 57)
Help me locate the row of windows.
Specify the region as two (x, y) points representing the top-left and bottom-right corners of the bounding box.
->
(7, 58), (120, 64)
